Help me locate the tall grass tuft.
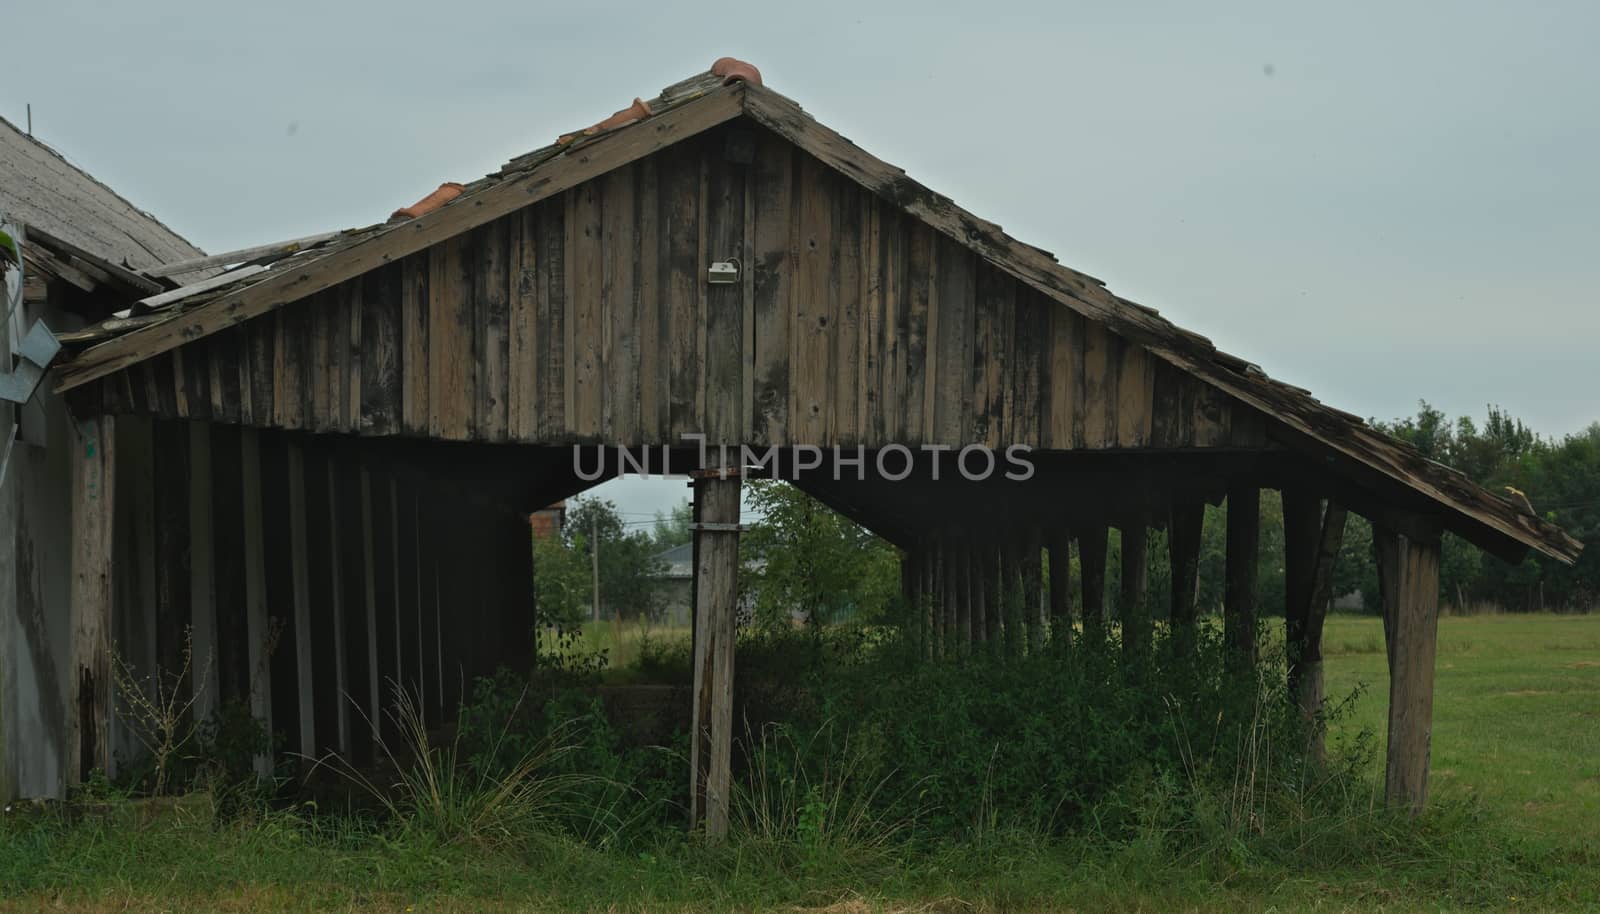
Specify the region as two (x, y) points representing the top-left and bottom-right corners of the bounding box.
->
(730, 720), (924, 872)
(315, 684), (614, 850)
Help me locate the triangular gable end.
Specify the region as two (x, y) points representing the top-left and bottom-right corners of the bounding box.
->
(52, 73), (1581, 566)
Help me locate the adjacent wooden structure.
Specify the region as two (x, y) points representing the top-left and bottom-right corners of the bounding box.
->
(8, 66), (1579, 830)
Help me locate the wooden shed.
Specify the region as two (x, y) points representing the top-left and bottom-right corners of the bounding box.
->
(26, 63), (1584, 833)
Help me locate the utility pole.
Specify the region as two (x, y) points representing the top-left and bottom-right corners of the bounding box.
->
(590, 514), (601, 623)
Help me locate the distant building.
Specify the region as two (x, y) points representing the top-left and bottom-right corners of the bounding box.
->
(652, 543), (694, 627)
(529, 501), (565, 540)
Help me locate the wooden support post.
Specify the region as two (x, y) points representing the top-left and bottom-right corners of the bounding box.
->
(950, 540), (969, 654)
(1047, 530), (1072, 649)
(1167, 503), (1204, 656)
(69, 415), (116, 782)
(1079, 527), (1108, 644)
(1118, 522), (1148, 656)
(1001, 540), (1024, 659)
(1285, 492), (1350, 760)
(943, 537), (959, 656)
(689, 471), (741, 841)
(1023, 528), (1044, 654)
(153, 421), (193, 736)
(982, 544), (1002, 652)
(1223, 484), (1260, 673)
(188, 422), (220, 725)
(360, 467), (382, 747)
(286, 440), (316, 760)
(972, 542), (989, 649)
(900, 550), (916, 642)
(239, 428), (273, 778)
(921, 541), (935, 660)
(1374, 523), (1440, 814)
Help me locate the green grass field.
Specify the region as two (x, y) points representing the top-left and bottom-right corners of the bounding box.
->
(1322, 613), (1600, 845)
(3, 614), (1597, 912)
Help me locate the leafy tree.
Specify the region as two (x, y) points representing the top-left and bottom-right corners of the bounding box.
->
(536, 497), (667, 625)
(740, 480), (901, 629)
(1372, 402), (1599, 611)
(651, 499), (693, 550)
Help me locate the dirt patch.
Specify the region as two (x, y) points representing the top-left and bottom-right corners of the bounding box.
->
(1569, 661), (1600, 669)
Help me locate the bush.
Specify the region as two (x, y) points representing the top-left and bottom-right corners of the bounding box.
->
(726, 621), (1335, 845)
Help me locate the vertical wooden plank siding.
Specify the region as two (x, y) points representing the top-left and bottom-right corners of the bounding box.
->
(188, 422), (221, 722)
(68, 416), (115, 783)
(239, 428), (274, 776)
(152, 421), (192, 723)
(88, 131), (1267, 458)
(360, 468), (382, 745)
(476, 218), (511, 442)
(703, 146), (747, 444)
(749, 135), (794, 445)
(286, 440), (316, 759)
(428, 235), (475, 439)
(601, 167), (639, 441)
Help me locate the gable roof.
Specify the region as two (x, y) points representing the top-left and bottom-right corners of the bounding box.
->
(48, 65), (1581, 566)
(0, 114), (203, 272)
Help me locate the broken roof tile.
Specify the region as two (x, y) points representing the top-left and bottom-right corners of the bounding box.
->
(391, 182), (464, 221)
(711, 56), (762, 86)
(558, 97), (653, 145)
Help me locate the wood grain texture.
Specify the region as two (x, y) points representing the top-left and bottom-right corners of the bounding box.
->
(1376, 525), (1441, 814)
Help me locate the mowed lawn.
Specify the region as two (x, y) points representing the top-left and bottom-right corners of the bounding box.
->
(1323, 612), (1600, 845)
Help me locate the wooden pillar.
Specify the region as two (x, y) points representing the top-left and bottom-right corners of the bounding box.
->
(188, 422), (221, 725)
(68, 416), (116, 783)
(1047, 530), (1072, 649)
(359, 467), (382, 749)
(1079, 527), (1108, 643)
(1023, 528), (1044, 654)
(239, 428), (273, 777)
(1374, 523), (1440, 814)
(153, 421), (193, 735)
(921, 540), (935, 660)
(326, 456), (352, 756)
(1223, 484), (1260, 672)
(982, 544), (1002, 652)
(688, 470), (741, 840)
(1001, 540), (1024, 659)
(286, 440), (316, 760)
(947, 544), (972, 649)
(506, 509), (536, 670)
(942, 537), (959, 656)
(1118, 522), (1148, 656)
(971, 542), (989, 650)
(899, 550), (916, 642)
(1167, 503), (1204, 656)
(1285, 492), (1349, 759)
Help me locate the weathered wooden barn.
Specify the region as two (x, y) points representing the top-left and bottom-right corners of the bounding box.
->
(2, 113), (209, 800)
(10, 62), (1584, 835)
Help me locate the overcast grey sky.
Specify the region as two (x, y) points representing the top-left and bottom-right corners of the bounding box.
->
(10, 0), (1597, 520)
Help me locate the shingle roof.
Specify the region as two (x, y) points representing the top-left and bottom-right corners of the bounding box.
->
(0, 114), (203, 271)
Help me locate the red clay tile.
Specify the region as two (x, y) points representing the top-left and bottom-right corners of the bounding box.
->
(558, 97), (654, 145)
(391, 182), (464, 220)
(711, 56), (761, 86)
